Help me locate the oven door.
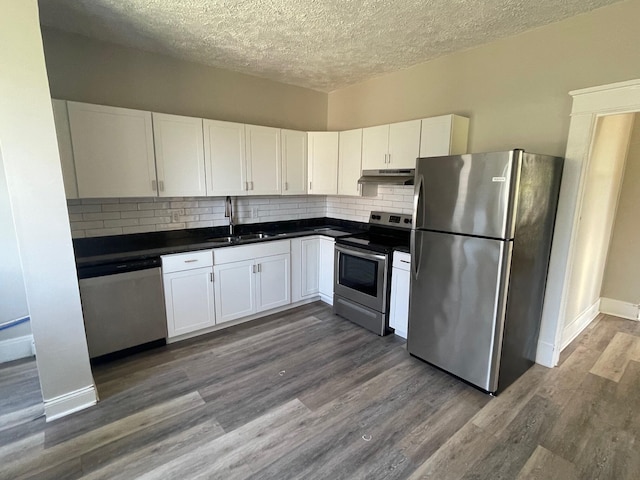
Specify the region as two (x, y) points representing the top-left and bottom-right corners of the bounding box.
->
(334, 244), (388, 312)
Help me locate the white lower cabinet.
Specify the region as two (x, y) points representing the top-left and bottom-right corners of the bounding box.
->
(318, 237), (335, 304)
(213, 240), (291, 324)
(291, 236), (320, 302)
(255, 253), (290, 312)
(162, 251), (216, 338)
(213, 259), (256, 323)
(389, 251), (411, 339)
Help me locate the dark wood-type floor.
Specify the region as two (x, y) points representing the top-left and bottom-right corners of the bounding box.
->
(2, 302), (640, 479)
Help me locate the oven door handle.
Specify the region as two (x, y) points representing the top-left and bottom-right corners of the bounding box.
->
(335, 245), (387, 262)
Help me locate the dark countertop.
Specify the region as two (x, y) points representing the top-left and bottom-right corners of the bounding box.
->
(73, 217), (366, 269)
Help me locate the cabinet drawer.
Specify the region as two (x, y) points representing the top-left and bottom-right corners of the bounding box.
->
(213, 240), (290, 265)
(393, 251), (411, 271)
(162, 250), (213, 273)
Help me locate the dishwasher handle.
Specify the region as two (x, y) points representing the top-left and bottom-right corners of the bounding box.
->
(77, 257), (162, 279)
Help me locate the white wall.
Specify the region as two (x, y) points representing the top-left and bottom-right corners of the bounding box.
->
(0, 0), (95, 419)
(0, 147), (31, 360)
(562, 113), (634, 345)
(601, 114), (640, 311)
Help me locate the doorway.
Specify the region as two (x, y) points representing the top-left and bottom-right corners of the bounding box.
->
(539, 79), (640, 367)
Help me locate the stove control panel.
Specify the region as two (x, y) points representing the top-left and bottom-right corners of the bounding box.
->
(369, 211), (413, 229)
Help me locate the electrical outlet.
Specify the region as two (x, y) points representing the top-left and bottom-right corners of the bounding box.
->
(171, 209), (185, 223)
(252, 207), (258, 218)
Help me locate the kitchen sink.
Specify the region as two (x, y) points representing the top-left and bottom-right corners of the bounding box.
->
(237, 233), (271, 240)
(206, 236), (236, 244)
(206, 232), (285, 244)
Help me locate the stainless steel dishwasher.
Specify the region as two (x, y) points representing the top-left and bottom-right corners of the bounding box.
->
(78, 257), (167, 359)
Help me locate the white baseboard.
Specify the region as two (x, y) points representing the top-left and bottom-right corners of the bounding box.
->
(600, 297), (640, 321)
(44, 385), (97, 422)
(0, 334), (34, 364)
(535, 340), (557, 368)
(561, 299), (601, 350)
(319, 293), (333, 305)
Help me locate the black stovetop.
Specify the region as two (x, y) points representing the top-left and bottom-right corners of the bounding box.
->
(336, 225), (411, 254)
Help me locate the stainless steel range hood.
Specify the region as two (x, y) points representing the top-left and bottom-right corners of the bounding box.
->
(357, 169), (415, 186)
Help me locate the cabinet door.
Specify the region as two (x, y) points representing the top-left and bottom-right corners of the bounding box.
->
(204, 119), (247, 196)
(163, 267), (215, 338)
(153, 113), (206, 197)
(388, 119), (421, 169)
(362, 124), (389, 170)
(420, 114), (470, 157)
(389, 267), (410, 339)
(318, 237), (335, 303)
(281, 129), (307, 195)
(256, 253), (291, 312)
(67, 102), (157, 198)
(338, 128), (363, 196)
(51, 99), (78, 199)
(246, 125), (281, 195)
(213, 259), (255, 323)
(419, 115), (453, 158)
(301, 238), (320, 298)
(308, 132), (338, 195)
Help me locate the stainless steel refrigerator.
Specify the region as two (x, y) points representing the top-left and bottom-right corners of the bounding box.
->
(408, 150), (563, 394)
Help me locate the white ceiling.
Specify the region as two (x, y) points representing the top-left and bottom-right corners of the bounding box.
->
(38, 0), (623, 92)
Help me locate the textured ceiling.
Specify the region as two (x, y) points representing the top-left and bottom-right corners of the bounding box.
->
(38, 0), (623, 92)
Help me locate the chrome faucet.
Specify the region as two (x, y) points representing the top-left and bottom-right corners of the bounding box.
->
(224, 196), (234, 235)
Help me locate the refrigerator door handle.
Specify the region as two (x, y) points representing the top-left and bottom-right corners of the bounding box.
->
(410, 229), (421, 279)
(412, 174), (424, 230)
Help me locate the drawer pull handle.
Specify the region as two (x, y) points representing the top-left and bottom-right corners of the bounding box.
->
(184, 259), (198, 263)
(400, 260), (410, 264)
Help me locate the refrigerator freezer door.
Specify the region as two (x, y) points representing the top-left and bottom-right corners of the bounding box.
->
(413, 151), (519, 239)
(408, 230), (512, 392)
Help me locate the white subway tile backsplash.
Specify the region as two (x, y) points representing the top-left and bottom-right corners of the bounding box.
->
(67, 186), (414, 238)
(102, 203), (138, 212)
(120, 210), (156, 219)
(85, 227), (123, 236)
(104, 218), (140, 228)
(82, 212), (120, 221)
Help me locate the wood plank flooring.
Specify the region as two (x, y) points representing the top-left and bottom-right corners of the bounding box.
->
(2, 304), (640, 479)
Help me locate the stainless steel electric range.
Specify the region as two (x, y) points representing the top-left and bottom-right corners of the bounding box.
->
(333, 211), (412, 335)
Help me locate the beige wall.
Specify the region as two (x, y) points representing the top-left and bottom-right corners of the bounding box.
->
(41, 28), (327, 131)
(563, 113), (634, 335)
(327, 0), (640, 158)
(602, 114), (640, 305)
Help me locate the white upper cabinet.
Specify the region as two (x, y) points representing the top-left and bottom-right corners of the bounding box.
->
(338, 128), (363, 196)
(362, 120), (421, 170)
(420, 114), (470, 158)
(362, 124), (389, 170)
(308, 132), (339, 195)
(67, 102), (157, 198)
(203, 119), (247, 196)
(51, 99), (78, 199)
(388, 119), (422, 168)
(281, 129), (307, 195)
(245, 125), (281, 195)
(152, 113), (206, 197)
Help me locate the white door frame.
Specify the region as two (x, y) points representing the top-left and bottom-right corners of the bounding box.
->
(537, 79), (640, 367)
